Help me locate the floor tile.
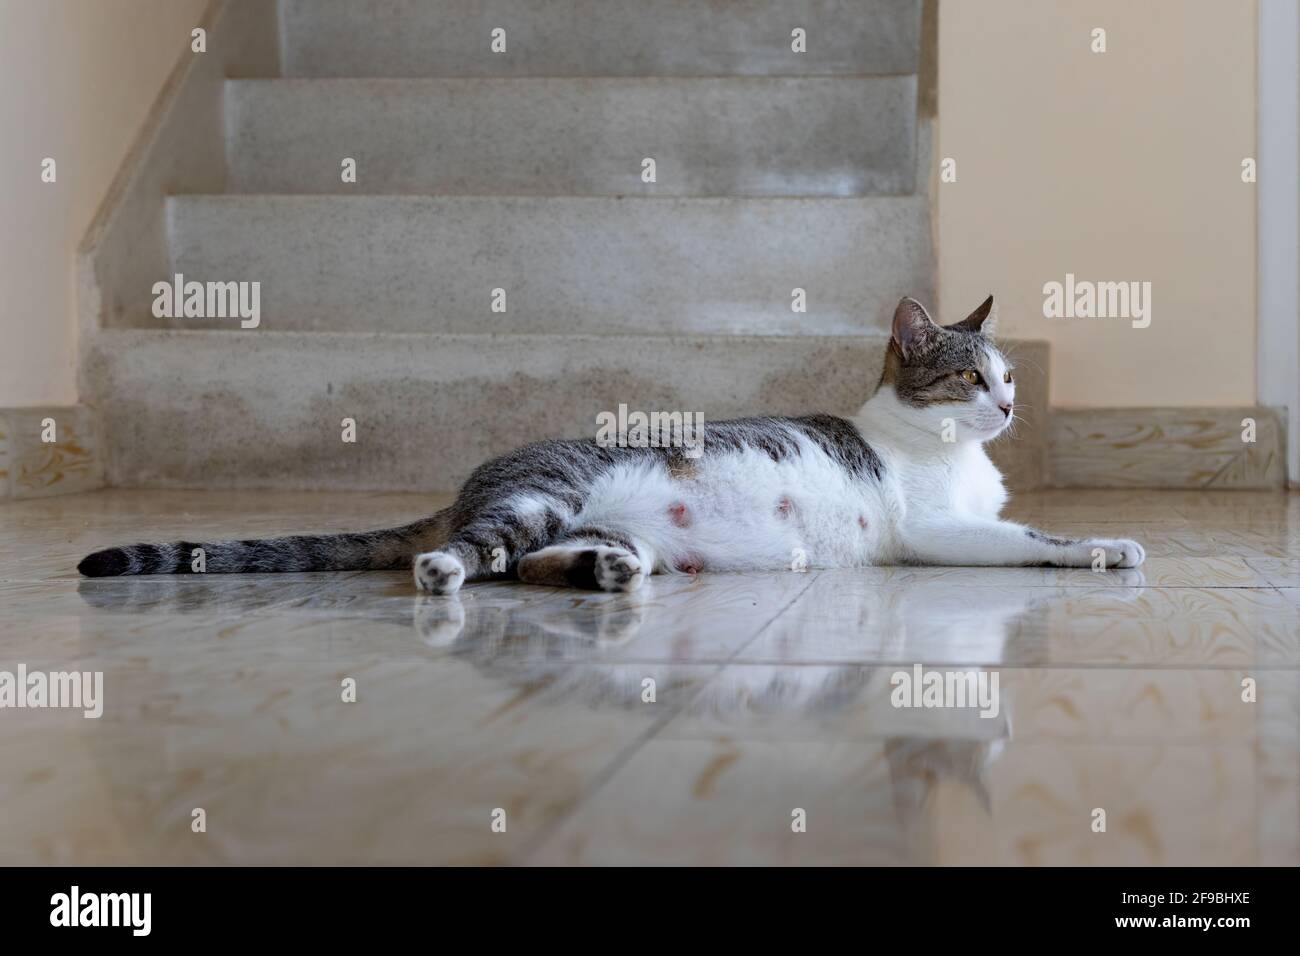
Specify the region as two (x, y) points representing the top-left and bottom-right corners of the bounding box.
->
(1, 487), (1296, 864)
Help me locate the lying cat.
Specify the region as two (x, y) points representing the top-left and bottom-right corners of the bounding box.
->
(78, 295), (1144, 591)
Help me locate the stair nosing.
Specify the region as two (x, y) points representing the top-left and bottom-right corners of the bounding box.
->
(167, 193), (928, 203)
(91, 327), (898, 344)
(233, 71), (921, 83)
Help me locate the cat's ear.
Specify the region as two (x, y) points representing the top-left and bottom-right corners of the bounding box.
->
(891, 297), (939, 359)
(948, 294), (998, 336)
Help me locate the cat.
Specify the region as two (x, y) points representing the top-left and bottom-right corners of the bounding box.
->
(77, 295), (1144, 590)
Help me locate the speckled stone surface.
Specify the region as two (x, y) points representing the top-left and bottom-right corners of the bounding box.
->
(228, 76), (918, 197)
(162, 195), (933, 336)
(279, 0), (924, 78)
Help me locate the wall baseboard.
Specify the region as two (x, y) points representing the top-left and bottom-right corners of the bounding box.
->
(0, 406), (105, 499)
(1048, 406), (1287, 490)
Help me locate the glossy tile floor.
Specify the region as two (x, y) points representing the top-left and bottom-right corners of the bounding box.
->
(1, 488), (1297, 865)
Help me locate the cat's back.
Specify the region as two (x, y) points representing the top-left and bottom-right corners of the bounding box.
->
(698, 414), (884, 479)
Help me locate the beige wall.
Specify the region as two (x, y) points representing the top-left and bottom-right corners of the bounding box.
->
(938, 0), (1257, 407)
(0, 0), (208, 406)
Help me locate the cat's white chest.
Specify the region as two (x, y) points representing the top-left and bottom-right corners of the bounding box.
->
(947, 445), (1007, 518)
(872, 443), (1008, 541)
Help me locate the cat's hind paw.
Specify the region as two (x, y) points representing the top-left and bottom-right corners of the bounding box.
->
(594, 547), (645, 593)
(414, 551), (466, 595)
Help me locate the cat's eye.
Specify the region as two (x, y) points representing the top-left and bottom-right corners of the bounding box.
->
(961, 370), (982, 385)
(1003, 371), (1013, 384)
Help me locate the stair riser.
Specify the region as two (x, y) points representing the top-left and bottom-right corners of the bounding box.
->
(280, 0), (922, 78)
(163, 196), (932, 335)
(227, 76), (917, 197)
(83, 331), (888, 491)
(84, 330), (1049, 492)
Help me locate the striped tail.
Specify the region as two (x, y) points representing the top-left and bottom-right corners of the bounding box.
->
(77, 512), (450, 577)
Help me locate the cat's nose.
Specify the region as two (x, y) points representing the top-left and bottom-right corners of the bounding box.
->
(999, 403), (1013, 418)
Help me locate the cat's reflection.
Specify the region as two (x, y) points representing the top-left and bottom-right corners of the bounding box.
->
(883, 736), (1006, 826)
(75, 574), (361, 616)
(76, 568), (1143, 826)
(413, 590), (647, 651)
(413, 571), (1147, 674)
(411, 575), (1147, 824)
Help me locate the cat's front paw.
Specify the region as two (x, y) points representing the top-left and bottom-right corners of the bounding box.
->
(1080, 538), (1145, 569)
(594, 547), (644, 593)
(414, 551), (466, 595)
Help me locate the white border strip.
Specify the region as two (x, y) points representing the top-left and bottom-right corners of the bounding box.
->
(1258, 0), (1300, 483)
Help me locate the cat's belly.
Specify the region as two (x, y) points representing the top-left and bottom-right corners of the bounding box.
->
(572, 451), (897, 573)
(674, 488), (889, 573)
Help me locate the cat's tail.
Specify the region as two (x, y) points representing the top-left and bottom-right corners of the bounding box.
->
(76, 511), (452, 577)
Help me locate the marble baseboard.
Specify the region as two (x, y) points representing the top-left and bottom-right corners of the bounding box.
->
(1048, 407), (1287, 490)
(0, 406), (105, 499)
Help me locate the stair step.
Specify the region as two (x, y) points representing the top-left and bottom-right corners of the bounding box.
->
(279, 0), (922, 78)
(81, 329), (890, 491)
(162, 195), (932, 335)
(227, 76), (917, 197)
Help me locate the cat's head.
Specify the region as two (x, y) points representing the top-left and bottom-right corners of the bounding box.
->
(880, 295), (1015, 443)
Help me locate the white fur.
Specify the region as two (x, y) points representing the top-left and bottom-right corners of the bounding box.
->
(855, 385), (1141, 570)
(414, 551), (465, 595)
(592, 546), (645, 591)
(563, 378), (1142, 576)
(570, 431), (890, 574)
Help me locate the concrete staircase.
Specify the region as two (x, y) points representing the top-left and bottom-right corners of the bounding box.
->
(79, 0), (940, 492)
